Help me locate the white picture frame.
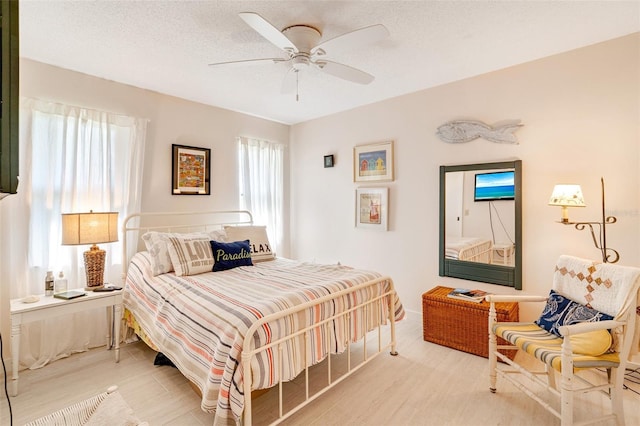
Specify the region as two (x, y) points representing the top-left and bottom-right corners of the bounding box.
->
(353, 141), (394, 182)
(356, 187), (389, 230)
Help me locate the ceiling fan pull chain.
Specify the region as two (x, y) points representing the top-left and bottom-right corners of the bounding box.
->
(296, 70), (300, 102)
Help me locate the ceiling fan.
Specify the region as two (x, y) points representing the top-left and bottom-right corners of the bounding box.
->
(209, 12), (389, 100)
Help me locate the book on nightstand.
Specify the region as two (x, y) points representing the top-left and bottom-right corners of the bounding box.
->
(446, 288), (490, 303)
(54, 290), (87, 300)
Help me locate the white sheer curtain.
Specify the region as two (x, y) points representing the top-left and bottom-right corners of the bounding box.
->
(3, 98), (147, 370)
(237, 136), (284, 255)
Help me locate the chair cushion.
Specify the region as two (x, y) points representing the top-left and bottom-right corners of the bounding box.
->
(569, 329), (613, 356)
(535, 289), (614, 336)
(494, 322), (619, 372)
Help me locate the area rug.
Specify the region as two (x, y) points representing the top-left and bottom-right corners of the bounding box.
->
(25, 386), (146, 426)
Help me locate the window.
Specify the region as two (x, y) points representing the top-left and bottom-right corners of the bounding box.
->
(0, 98), (147, 369)
(237, 136), (284, 254)
(20, 99), (147, 288)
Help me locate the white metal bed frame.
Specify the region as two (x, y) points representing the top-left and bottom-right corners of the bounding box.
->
(121, 211), (400, 425)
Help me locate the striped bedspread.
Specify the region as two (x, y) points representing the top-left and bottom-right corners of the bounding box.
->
(123, 252), (405, 424)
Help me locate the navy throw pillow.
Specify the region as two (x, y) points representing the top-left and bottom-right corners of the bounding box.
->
(211, 239), (253, 272)
(535, 289), (614, 337)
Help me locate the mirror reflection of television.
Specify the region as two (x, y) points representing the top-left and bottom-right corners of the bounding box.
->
(474, 170), (515, 202)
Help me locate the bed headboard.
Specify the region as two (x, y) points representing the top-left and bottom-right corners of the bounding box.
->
(121, 210), (253, 275)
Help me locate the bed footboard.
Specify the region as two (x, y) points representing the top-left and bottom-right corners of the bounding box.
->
(241, 276), (400, 425)
(459, 240), (493, 263)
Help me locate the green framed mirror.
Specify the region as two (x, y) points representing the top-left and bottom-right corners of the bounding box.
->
(439, 160), (522, 289)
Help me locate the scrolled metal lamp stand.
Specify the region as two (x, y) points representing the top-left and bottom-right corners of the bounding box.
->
(569, 177), (619, 263)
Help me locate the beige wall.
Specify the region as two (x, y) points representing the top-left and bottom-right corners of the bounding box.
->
(0, 60), (290, 356)
(18, 60), (291, 217)
(2, 33), (638, 359)
(289, 33), (640, 319)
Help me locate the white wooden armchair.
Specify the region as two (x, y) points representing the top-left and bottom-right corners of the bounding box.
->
(487, 255), (640, 426)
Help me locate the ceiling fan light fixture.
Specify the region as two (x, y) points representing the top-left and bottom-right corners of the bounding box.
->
(292, 55), (311, 70)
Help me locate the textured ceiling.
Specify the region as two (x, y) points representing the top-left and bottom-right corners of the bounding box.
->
(19, 1), (640, 125)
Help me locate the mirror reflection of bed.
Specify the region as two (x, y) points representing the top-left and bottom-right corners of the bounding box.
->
(444, 236), (494, 263)
(445, 169), (515, 267)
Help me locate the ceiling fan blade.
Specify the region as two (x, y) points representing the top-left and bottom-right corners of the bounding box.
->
(208, 58), (287, 67)
(311, 24), (389, 56)
(239, 12), (298, 53)
(315, 60), (375, 84)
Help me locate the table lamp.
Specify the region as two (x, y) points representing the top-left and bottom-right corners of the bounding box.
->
(61, 210), (119, 290)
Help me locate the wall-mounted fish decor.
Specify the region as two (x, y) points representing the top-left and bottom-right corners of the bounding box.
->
(436, 120), (523, 144)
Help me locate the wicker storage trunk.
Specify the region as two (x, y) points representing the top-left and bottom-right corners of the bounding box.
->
(422, 286), (518, 360)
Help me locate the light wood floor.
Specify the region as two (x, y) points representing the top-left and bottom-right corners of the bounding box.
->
(2, 313), (639, 425)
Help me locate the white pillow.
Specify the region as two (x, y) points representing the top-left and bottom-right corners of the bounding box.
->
(209, 229), (228, 242)
(141, 231), (208, 276)
(166, 234), (214, 276)
(224, 225), (275, 262)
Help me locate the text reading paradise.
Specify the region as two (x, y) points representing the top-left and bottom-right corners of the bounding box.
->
(215, 249), (251, 262)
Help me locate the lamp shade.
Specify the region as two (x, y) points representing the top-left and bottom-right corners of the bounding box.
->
(548, 185), (586, 207)
(61, 211), (119, 245)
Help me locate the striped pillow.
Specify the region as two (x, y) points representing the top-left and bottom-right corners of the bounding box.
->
(166, 235), (214, 276)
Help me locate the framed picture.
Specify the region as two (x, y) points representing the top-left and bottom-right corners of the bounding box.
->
(172, 144), (210, 195)
(353, 140), (394, 182)
(356, 187), (389, 230)
(324, 154), (334, 168)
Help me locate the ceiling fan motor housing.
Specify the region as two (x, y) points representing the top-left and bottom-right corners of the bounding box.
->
(283, 25), (321, 54)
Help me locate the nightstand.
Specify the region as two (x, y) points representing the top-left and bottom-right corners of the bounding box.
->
(9, 290), (123, 396)
(492, 242), (514, 265)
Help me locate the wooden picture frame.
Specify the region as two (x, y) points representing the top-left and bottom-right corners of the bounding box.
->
(172, 144), (210, 195)
(356, 187), (389, 230)
(353, 141), (394, 182)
